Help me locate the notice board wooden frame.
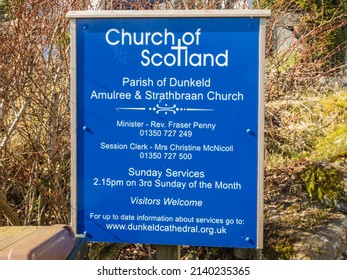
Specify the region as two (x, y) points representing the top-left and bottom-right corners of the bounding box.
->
(67, 9), (270, 249)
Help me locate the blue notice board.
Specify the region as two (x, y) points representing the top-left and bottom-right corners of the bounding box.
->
(70, 11), (267, 248)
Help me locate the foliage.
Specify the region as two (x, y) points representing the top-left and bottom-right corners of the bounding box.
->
(255, 0), (347, 100)
(312, 92), (347, 160)
(295, 0), (347, 67)
(0, 0), (6, 21)
(0, 0), (82, 226)
(265, 237), (295, 260)
(314, 125), (347, 160)
(265, 90), (347, 164)
(300, 163), (344, 205)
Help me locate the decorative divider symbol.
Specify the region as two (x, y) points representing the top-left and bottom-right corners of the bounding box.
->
(116, 104), (215, 114)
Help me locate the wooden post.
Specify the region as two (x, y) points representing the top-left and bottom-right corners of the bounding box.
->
(156, 245), (180, 260)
